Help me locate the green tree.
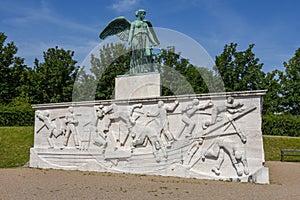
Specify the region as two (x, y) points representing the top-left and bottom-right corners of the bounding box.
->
(281, 48), (300, 115)
(156, 48), (193, 96)
(156, 48), (212, 96)
(90, 43), (130, 100)
(0, 32), (29, 104)
(262, 70), (284, 114)
(32, 46), (79, 103)
(72, 67), (97, 101)
(214, 43), (265, 92)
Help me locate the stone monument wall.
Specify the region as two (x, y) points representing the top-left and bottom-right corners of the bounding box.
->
(30, 90), (269, 184)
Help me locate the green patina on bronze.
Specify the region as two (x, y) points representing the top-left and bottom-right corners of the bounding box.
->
(99, 9), (160, 75)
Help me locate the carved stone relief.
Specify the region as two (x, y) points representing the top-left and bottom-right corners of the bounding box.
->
(63, 107), (80, 149)
(36, 110), (65, 148)
(30, 91), (268, 184)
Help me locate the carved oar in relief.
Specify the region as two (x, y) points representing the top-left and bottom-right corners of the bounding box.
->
(201, 106), (257, 142)
(36, 115), (65, 134)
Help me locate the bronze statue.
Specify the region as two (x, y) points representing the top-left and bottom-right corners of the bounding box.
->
(99, 9), (160, 74)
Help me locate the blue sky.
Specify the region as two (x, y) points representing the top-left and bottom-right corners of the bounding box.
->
(1, 0), (299, 72)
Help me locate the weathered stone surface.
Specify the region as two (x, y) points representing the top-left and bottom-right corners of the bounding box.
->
(30, 90), (269, 184)
(115, 73), (161, 99)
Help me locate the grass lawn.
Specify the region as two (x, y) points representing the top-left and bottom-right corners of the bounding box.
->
(0, 126), (34, 168)
(263, 135), (300, 162)
(0, 126), (300, 168)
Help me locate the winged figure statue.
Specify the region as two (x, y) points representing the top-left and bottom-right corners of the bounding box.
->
(99, 9), (160, 74)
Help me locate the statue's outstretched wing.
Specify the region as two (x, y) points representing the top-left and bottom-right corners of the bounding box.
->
(99, 16), (131, 41)
(145, 20), (160, 45)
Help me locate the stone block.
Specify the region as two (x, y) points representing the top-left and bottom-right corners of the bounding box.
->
(115, 73), (161, 100)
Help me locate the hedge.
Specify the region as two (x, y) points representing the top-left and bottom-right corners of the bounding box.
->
(262, 114), (300, 137)
(0, 110), (34, 126)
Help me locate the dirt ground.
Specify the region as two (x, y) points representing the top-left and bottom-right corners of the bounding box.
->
(0, 161), (299, 200)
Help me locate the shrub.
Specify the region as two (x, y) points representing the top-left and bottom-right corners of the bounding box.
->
(0, 110), (34, 126)
(262, 114), (300, 137)
(0, 98), (34, 126)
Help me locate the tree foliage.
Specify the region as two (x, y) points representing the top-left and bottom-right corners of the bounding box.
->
(95, 43), (130, 100)
(262, 69), (284, 114)
(281, 48), (300, 115)
(73, 43), (131, 101)
(156, 48), (211, 96)
(214, 43), (265, 92)
(31, 46), (79, 103)
(0, 32), (29, 104)
(72, 67), (97, 101)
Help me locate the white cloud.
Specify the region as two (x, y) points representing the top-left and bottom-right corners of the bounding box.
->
(110, 0), (140, 12)
(1, 1), (101, 66)
(2, 1), (96, 33)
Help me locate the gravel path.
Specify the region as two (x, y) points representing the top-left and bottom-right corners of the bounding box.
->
(0, 161), (299, 200)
